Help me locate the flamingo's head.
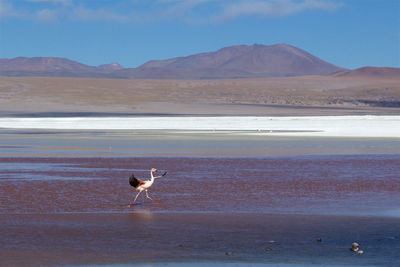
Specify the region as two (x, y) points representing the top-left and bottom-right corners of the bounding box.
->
(151, 168), (157, 172)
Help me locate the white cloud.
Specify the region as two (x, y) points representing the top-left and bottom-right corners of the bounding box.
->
(36, 8), (58, 21)
(0, 0), (26, 19)
(0, 0), (344, 23)
(214, 0), (344, 22)
(154, 0), (343, 24)
(0, 0), (62, 20)
(0, 0), (130, 23)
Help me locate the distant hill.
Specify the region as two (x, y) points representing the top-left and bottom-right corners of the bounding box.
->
(0, 57), (122, 77)
(331, 66), (400, 79)
(97, 62), (124, 71)
(114, 43), (345, 79)
(0, 43), (359, 79)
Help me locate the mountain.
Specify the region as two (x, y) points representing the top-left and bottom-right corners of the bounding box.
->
(0, 57), (123, 77)
(97, 62), (124, 71)
(1, 44), (346, 79)
(114, 43), (345, 79)
(331, 66), (400, 79)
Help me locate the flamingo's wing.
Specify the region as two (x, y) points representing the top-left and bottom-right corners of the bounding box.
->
(129, 174), (145, 188)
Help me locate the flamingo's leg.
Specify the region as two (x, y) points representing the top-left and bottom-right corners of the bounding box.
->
(145, 190), (159, 204)
(129, 191), (142, 207)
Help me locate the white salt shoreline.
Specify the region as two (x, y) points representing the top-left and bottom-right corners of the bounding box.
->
(0, 115), (399, 138)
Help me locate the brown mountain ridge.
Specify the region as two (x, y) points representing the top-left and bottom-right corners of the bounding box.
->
(0, 57), (122, 78)
(127, 43), (344, 78)
(0, 44), (398, 79)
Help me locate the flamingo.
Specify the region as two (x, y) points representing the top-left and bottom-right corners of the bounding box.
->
(128, 168), (167, 207)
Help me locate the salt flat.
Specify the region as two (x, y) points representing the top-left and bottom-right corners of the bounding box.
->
(0, 115), (399, 137)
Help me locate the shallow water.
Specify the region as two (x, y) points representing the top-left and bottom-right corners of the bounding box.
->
(1, 212), (399, 266)
(1, 155), (399, 217)
(1, 128), (400, 158)
(1, 120), (399, 266)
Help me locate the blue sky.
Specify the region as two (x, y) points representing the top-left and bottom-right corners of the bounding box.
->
(0, 0), (399, 69)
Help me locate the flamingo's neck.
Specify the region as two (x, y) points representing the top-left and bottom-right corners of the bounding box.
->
(150, 170), (155, 182)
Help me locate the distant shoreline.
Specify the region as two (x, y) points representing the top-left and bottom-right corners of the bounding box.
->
(0, 115), (399, 138)
(0, 103), (399, 118)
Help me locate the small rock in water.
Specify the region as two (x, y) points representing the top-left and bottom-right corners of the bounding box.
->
(350, 242), (361, 252)
(376, 237), (381, 241)
(225, 251), (233, 256)
(269, 240), (276, 243)
(178, 244), (184, 248)
(357, 250), (364, 255)
(265, 247), (272, 251)
(316, 238), (322, 242)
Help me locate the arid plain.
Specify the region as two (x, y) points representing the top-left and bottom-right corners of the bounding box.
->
(1, 75), (399, 116)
